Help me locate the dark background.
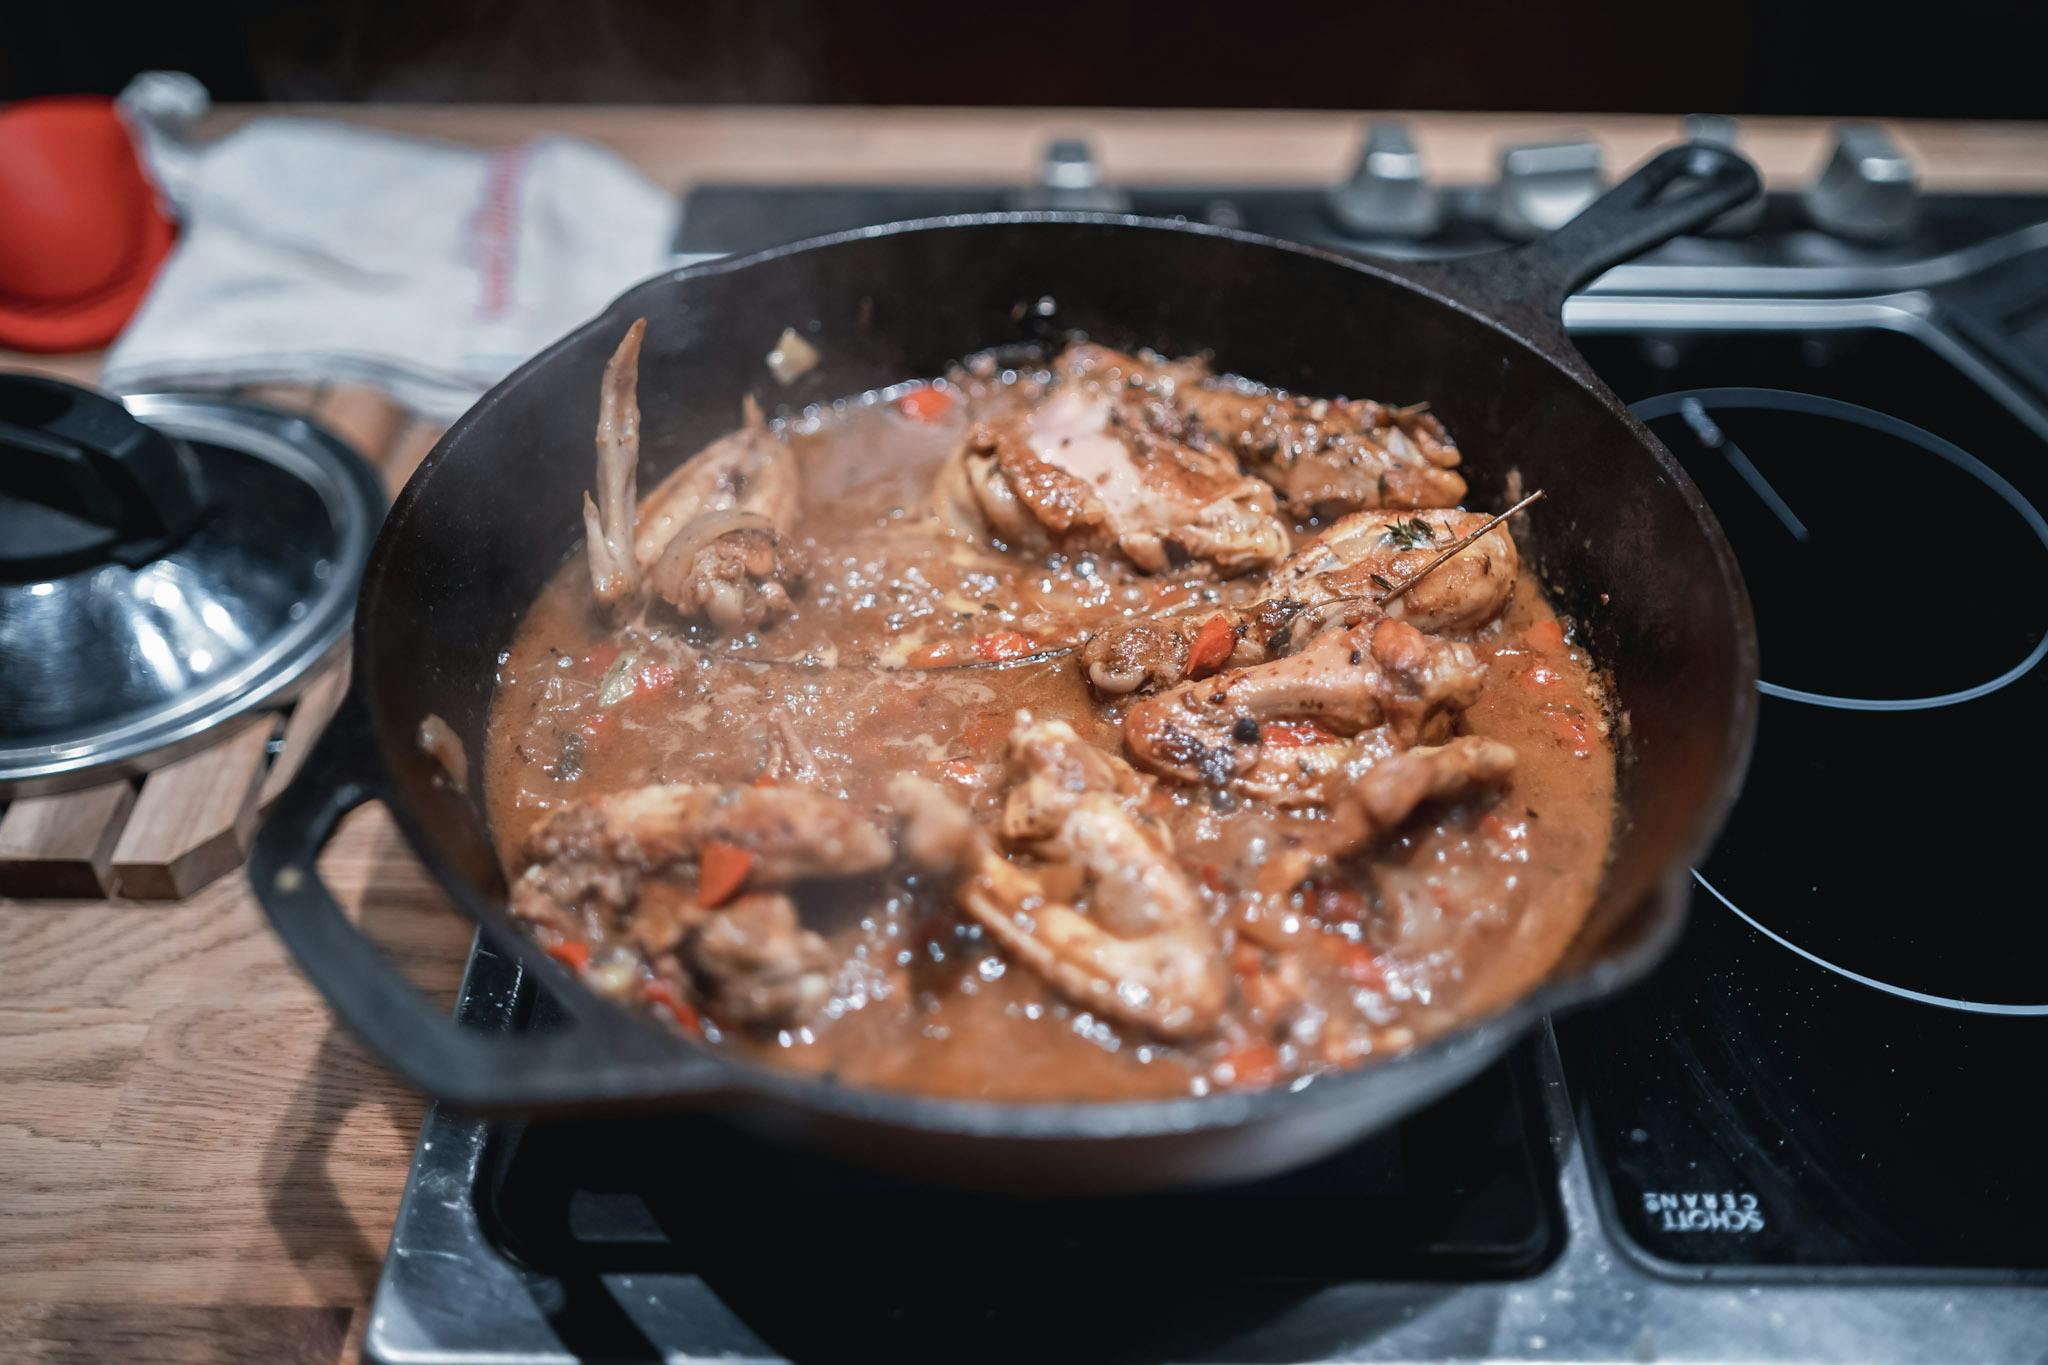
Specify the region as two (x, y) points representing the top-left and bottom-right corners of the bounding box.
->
(5, 0), (2045, 117)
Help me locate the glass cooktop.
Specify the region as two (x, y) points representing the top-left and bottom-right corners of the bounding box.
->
(1555, 321), (2048, 1276)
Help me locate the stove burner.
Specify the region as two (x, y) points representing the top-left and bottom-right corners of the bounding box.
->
(1631, 388), (2048, 710)
(1691, 869), (2048, 1016)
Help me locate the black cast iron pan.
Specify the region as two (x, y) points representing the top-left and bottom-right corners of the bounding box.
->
(251, 142), (1761, 1192)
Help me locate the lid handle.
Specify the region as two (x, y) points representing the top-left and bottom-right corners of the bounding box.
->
(0, 374), (209, 580)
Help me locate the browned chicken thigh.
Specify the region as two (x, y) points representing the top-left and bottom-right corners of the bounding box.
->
(1178, 383), (1466, 518)
(1271, 507), (1519, 633)
(944, 386), (1290, 575)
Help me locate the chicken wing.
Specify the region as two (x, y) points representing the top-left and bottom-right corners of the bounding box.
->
(578, 318), (807, 631)
(583, 319), (645, 613)
(637, 397), (808, 632)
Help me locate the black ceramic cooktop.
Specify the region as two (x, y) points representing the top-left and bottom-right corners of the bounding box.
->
(1556, 323), (2048, 1276)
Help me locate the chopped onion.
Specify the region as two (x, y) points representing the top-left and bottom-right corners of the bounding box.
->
(766, 327), (820, 385)
(416, 713), (469, 792)
(597, 650), (644, 706)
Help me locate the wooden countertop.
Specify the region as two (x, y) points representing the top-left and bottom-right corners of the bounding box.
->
(5, 106), (2046, 1363)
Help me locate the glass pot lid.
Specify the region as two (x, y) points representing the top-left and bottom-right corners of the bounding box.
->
(0, 378), (385, 795)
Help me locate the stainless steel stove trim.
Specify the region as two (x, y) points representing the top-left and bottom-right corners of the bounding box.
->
(1583, 218), (2048, 298)
(1563, 292), (2048, 445)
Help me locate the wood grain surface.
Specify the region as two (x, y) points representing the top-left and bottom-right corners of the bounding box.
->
(2, 106), (2045, 1363)
(0, 784), (138, 899)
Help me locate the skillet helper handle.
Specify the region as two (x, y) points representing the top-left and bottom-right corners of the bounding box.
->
(249, 695), (720, 1114)
(1460, 141), (1761, 317)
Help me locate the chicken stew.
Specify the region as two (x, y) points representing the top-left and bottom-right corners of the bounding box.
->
(486, 329), (1615, 1102)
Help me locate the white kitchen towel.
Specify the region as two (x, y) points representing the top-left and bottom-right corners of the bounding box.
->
(102, 74), (679, 418)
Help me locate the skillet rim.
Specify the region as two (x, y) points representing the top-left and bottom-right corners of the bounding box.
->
(359, 211), (1760, 1138)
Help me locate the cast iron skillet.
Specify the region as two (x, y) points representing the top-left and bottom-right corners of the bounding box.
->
(251, 142), (1761, 1192)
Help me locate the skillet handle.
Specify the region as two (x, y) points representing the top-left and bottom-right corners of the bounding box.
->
(1447, 141), (1761, 317)
(248, 694), (725, 1114)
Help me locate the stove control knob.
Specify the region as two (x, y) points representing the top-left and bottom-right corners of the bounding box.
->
(1806, 122), (1919, 243)
(1685, 113), (1765, 235)
(1328, 121), (1441, 239)
(1493, 139), (1604, 240)
(1010, 137), (1131, 212)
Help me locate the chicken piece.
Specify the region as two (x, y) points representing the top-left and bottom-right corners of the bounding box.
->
(942, 385), (1289, 576)
(1271, 508), (1519, 634)
(1081, 618), (1195, 697)
(889, 715), (1229, 1040)
(513, 783), (887, 1032)
(1080, 506), (1514, 699)
(511, 782), (892, 930)
(1179, 383), (1466, 518)
(636, 396), (808, 632)
(679, 892), (835, 1029)
(1053, 342), (1213, 396)
(1081, 597), (1313, 697)
(582, 319), (645, 613)
(1123, 618), (1488, 795)
(1257, 737), (1518, 895)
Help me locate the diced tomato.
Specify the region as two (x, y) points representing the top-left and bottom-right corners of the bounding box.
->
(1338, 942), (1387, 989)
(644, 979), (703, 1035)
(971, 630), (1039, 661)
(897, 387), (953, 422)
(1186, 614), (1237, 676)
(1260, 719), (1336, 748)
(959, 709), (1011, 752)
(545, 939), (590, 972)
(632, 661), (676, 698)
(1229, 942), (1265, 978)
(1521, 663), (1562, 690)
(1218, 1038), (1282, 1089)
(696, 840), (755, 907)
(1524, 619), (1567, 653)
